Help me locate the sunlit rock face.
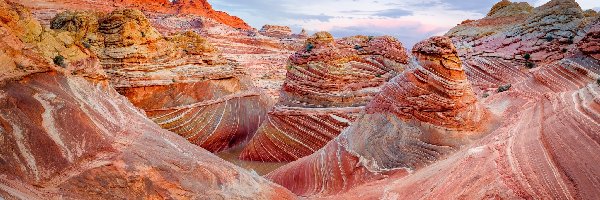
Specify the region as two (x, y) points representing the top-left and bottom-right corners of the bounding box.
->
(49, 9), (272, 153)
(0, 2), (296, 199)
(265, 36), (495, 196)
(239, 33), (410, 162)
(12, 0), (307, 103)
(11, 0), (250, 29)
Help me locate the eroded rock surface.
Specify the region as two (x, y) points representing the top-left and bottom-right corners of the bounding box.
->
(447, 0), (598, 94)
(267, 1), (600, 199)
(0, 2), (295, 199)
(266, 36), (494, 196)
(239, 33), (409, 162)
(50, 9), (272, 153)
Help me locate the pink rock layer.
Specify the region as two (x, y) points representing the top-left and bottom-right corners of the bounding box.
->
(0, 72), (293, 199)
(239, 33), (409, 162)
(312, 57), (600, 200)
(266, 36), (494, 196)
(268, 1), (600, 198)
(0, 2), (295, 198)
(447, 0), (598, 95)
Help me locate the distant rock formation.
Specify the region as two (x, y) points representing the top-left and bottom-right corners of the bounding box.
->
(0, 1), (295, 199)
(446, 0), (598, 93)
(50, 9), (272, 153)
(266, 36), (493, 196)
(239, 33), (409, 162)
(259, 25), (293, 38)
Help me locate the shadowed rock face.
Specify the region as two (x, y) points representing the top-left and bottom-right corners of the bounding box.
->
(578, 19), (600, 60)
(239, 33), (409, 162)
(0, 2), (295, 199)
(49, 9), (272, 153)
(266, 36), (494, 196)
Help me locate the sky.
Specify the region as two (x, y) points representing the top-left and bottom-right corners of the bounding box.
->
(209, 0), (600, 47)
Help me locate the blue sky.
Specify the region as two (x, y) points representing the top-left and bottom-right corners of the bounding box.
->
(209, 0), (600, 47)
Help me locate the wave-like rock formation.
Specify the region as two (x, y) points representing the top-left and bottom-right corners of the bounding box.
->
(0, 2), (295, 199)
(49, 9), (271, 153)
(239, 33), (409, 162)
(312, 56), (600, 200)
(267, 1), (600, 198)
(266, 36), (494, 196)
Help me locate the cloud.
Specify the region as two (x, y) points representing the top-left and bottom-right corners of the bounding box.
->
(208, 0), (598, 48)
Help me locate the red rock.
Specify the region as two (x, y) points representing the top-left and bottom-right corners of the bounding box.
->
(578, 20), (600, 60)
(266, 36), (494, 196)
(0, 2), (295, 198)
(239, 33), (409, 162)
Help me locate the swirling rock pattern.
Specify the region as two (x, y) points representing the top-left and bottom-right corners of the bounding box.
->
(311, 56), (600, 200)
(267, 1), (600, 198)
(239, 33), (409, 162)
(0, 3), (295, 199)
(50, 9), (271, 153)
(266, 36), (494, 196)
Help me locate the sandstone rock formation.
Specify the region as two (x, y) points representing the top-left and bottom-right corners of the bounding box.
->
(259, 25), (293, 39)
(11, 0), (250, 29)
(239, 33), (409, 162)
(0, 2), (295, 199)
(306, 53), (600, 200)
(13, 0), (306, 102)
(266, 36), (494, 196)
(578, 19), (600, 59)
(266, 1), (600, 198)
(447, 0), (598, 94)
(49, 9), (272, 153)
